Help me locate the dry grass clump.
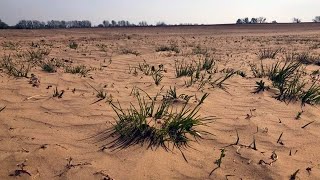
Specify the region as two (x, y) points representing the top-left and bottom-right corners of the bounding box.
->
(65, 65), (91, 76)
(120, 48), (140, 56)
(0, 55), (31, 77)
(192, 45), (208, 55)
(27, 48), (50, 65)
(2, 41), (20, 50)
(100, 89), (214, 153)
(156, 43), (180, 53)
(69, 41), (78, 49)
(295, 52), (320, 65)
(257, 48), (281, 60)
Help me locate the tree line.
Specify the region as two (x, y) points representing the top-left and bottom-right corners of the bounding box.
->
(0, 17), (319, 29)
(236, 16), (320, 24)
(0, 19), (170, 29)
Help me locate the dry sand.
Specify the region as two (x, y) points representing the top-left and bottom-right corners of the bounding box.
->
(0, 23), (320, 179)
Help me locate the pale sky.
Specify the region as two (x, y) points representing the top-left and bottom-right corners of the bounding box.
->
(0, 0), (319, 25)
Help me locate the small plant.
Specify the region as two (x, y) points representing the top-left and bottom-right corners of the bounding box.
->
(249, 61), (268, 78)
(27, 48), (50, 65)
(211, 71), (237, 88)
(2, 41), (19, 50)
(69, 41), (78, 49)
(162, 86), (193, 103)
(65, 65), (90, 76)
(296, 52), (320, 65)
(215, 148), (226, 168)
(175, 60), (196, 78)
(41, 61), (57, 73)
(152, 72), (163, 86)
(192, 45), (208, 55)
(295, 111), (303, 120)
(185, 75), (196, 88)
(254, 80), (269, 93)
(290, 169), (300, 180)
(300, 82), (320, 106)
(102, 89), (215, 154)
(257, 48), (281, 60)
(156, 44), (180, 53)
(120, 48), (140, 56)
(268, 61), (304, 102)
(236, 70), (246, 77)
(53, 87), (64, 98)
(201, 56), (215, 71)
(138, 60), (153, 75)
(0, 55), (31, 77)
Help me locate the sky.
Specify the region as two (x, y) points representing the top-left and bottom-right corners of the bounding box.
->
(0, 0), (319, 25)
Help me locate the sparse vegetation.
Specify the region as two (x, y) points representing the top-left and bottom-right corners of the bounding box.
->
(156, 44), (180, 53)
(120, 48), (140, 56)
(69, 41), (78, 49)
(102, 90), (215, 154)
(0, 55), (31, 77)
(65, 65), (90, 76)
(257, 48), (281, 60)
(254, 80), (269, 93)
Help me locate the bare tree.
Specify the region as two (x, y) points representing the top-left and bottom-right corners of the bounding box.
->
(293, 18), (301, 23)
(257, 17), (267, 23)
(313, 16), (320, 22)
(0, 19), (9, 29)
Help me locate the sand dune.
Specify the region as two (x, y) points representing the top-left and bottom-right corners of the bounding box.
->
(0, 24), (320, 179)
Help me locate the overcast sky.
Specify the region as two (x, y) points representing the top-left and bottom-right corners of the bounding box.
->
(0, 0), (319, 25)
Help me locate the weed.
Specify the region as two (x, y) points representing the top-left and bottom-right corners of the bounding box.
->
(296, 52), (320, 65)
(120, 48), (140, 56)
(300, 82), (320, 106)
(192, 45), (208, 55)
(249, 61), (268, 78)
(295, 111), (303, 120)
(65, 65), (90, 76)
(268, 61), (304, 102)
(88, 83), (107, 103)
(152, 72), (163, 86)
(254, 80), (269, 93)
(69, 41), (78, 49)
(257, 48), (281, 60)
(162, 86), (193, 103)
(175, 60), (195, 78)
(2, 41), (19, 50)
(41, 61), (57, 73)
(156, 44), (180, 53)
(0, 55), (31, 77)
(28, 48), (50, 65)
(101, 90), (215, 154)
(215, 149), (226, 168)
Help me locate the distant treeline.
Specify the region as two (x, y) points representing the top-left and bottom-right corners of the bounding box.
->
(236, 16), (320, 24)
(0, 16), (319, 29)
(0, 19), (171, 29)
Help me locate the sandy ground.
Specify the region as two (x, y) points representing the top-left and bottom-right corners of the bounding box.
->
(0, 24), (320, 179)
